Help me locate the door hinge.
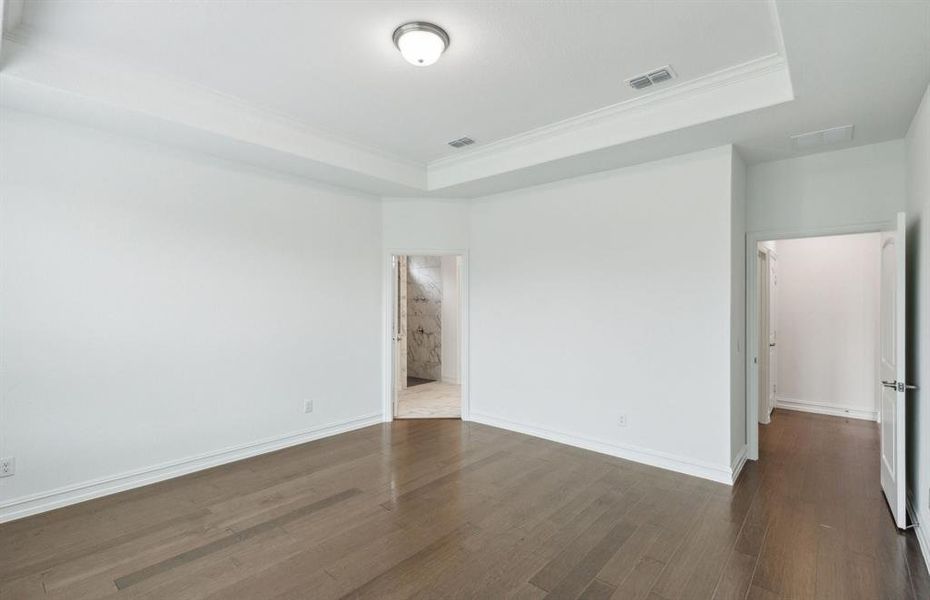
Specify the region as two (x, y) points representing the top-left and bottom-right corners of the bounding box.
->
(886, 380), (919, 392)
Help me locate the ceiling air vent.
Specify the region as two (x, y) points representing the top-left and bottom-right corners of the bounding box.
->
(626, 65), (676, 91)
(790, 125), (854, 149)
(448, 136), (475, 148)
(628, 76), (652, 90)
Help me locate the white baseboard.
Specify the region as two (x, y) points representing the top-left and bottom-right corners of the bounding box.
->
(907, 496), (930, 577)
(775, 397), (878, 422)
(0, 412), (383, 524)
(730, 445), (748, 484)
(468, 411), (734, 485)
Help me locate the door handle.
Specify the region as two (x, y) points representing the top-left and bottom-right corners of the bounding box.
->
(882, 380), (897, 389)
(769, 343), (776, 347)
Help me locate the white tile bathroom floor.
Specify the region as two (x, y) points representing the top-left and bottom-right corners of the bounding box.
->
(396, 381), (461, 419)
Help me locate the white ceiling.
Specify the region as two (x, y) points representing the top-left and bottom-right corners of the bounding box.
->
(737, 0), (930, 164)
(11, 0), (782, 164)
(1, 0), (928, 197)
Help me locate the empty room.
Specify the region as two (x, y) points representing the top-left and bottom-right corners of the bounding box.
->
(1, 1), (930, 599)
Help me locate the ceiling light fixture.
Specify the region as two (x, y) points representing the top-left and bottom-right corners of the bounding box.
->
(392, 22), (450, 67)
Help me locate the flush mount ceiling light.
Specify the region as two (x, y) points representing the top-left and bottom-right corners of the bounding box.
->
(392, 22), (450, 67)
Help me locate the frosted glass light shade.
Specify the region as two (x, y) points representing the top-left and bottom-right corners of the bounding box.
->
(393, 22), (449, 67)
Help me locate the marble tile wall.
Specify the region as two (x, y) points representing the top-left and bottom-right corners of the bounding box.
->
(406, 255), (442, 381)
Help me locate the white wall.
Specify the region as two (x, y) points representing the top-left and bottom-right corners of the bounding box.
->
(773, 234), (881, 420)
(381, 198), (469, 251)
(468, 146), (739, 482)
(905, 85), (930, 566)
(748, 140), (907, 233)
(440, 256), (460, 384)
(0, 110), (383, 521)
(1, 102), (919, 527)
(730, 151), (748, 466)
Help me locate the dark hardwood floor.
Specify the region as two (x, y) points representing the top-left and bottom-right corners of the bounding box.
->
(1, 410), (927, 599)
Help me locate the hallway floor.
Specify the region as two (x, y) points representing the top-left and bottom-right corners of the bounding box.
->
(741, 408), (929, 598)
(1, 411), (927, 598)
(395, 381), (461, 419)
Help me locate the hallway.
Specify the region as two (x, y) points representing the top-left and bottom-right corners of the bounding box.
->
(745, 409), (929, 598)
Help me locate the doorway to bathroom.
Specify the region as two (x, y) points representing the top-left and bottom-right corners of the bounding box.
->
(391, 254), (463, 419)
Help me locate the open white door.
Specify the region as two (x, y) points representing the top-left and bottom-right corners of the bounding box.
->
(391, 256), (407, 418)
(757, 250), (771, 424)
(880, 212), (909, 529)
(767, 252), (778, 417)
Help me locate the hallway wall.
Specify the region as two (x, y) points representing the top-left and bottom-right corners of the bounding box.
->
(773, 234), (881, 420)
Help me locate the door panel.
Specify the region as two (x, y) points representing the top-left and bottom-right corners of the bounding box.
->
(767, 254), (777, 414)
(758, 250), (771, 424)
(879, 213), (906, 529)
(392, 256), (408, 417)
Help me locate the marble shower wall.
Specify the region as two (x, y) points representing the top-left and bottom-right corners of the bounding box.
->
(407, 256), (442, 380)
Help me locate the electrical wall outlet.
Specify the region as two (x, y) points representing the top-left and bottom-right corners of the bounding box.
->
(0, 457), (14, 477)
(303, 399), (314, 414)
(617, 414), (628, 428)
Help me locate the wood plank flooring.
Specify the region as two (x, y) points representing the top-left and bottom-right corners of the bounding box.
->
(1, 409), (927, 599)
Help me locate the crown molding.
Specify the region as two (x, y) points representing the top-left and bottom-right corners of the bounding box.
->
(426, 53), (794, 190)
(0, 31), (427, 194)
(2, 28), (421, 171)
(2, 18), (793, 197)
(429, 54), (788, 170)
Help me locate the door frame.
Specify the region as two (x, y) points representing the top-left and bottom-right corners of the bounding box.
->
(745, 221), (893, 460)
(382, 248), (469, 422)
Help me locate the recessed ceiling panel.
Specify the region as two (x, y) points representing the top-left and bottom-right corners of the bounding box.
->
(17, 0), (782, 163)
